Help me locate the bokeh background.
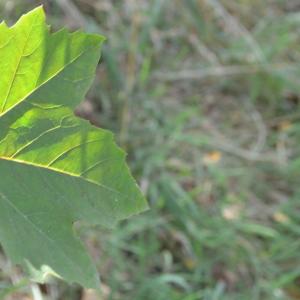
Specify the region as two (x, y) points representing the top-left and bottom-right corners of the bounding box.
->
(1, 0), (300, 299)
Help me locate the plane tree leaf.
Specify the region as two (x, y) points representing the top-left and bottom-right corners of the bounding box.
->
(0, 7), (148, 288)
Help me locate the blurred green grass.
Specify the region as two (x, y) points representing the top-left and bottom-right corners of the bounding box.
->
(1, 0), (300, 299)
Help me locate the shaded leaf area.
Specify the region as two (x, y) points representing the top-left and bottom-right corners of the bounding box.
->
(0, 7), (147, 289)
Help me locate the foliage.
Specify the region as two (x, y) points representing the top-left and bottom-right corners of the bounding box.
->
(0, 7), (147, 289)
(1, 1), (300, 300)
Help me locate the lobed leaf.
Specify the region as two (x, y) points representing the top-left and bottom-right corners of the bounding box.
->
(0, 6), (148, 288)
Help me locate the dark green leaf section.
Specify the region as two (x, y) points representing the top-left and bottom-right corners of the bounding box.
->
(0, 7), (147, 288)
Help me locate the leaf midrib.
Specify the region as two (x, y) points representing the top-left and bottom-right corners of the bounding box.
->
(0, 156), (124, 197)
(0, 40), (101, 118)
(1, 12), (38, 113)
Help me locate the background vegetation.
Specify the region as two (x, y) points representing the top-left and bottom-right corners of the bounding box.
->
(1, 0), (300, 299)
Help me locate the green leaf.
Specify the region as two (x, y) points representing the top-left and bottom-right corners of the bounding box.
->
(0, 6), (148, 288)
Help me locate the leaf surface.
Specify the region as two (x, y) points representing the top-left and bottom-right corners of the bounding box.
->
(0, 7), (147, 288)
